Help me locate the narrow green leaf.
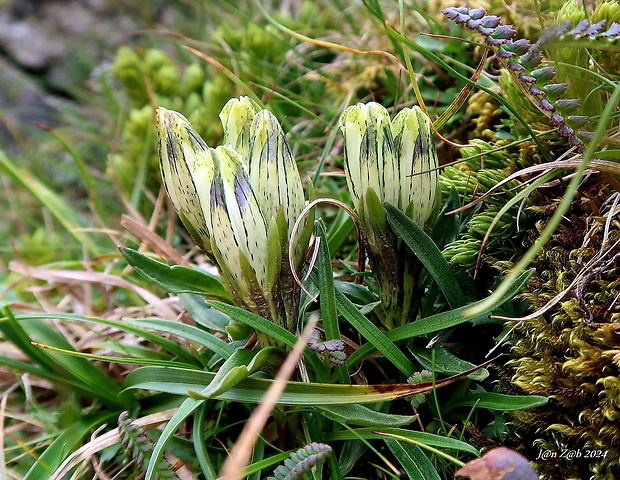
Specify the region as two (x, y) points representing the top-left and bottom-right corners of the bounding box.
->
(0, 305), (55, 371)
(9, 312), (200, 366)
(25, 413), (113, 480)
(317, 405), (417, 427)
(347, 269), (534, 368)
(326, 428), (479, 456)
(327, 215), (356, 254)
(445, 392), (548, 412)
(29, 342), (194, 369)
(334, 280), (377, 306)
(123, 318), (234, 359)
(385, 203), (467, 308)
(181, 294), (229, 333)
(11, 314), (123, 406)
(193, 403), (219, 480)
(316, 223), (350, 384)
(431, 187), (462, 251)
(120, 247), (229, 300)
(409, 344), (488, 381)
(0, 151), (102, 256)
(338, 440), (368, 477)
(385, 440), (441, 480)
(40, 125), (108, 226)
(389, 269), (533, 341)
(146, 397), (203, 480)
(124, 366), (445, 405)
(248, 436), (266, 480)
(331, 285), (415, 376)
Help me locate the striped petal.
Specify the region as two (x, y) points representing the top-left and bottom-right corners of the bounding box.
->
(156, 107), (211, 251)
(392, 107), (439, 226)
(209, 146), (270, 291)
(219, 96), (261, 160)
(248, 110), (306, 235)
(338, 102), (397, 210)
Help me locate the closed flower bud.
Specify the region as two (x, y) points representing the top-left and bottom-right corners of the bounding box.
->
(156, 107), (212, 253)
(339, 102), (439, 228)
(248, 110), (306, 235)
(339, 102), (439, 328)
(156, 99), (311, 346)
(219, 96), (261, 159)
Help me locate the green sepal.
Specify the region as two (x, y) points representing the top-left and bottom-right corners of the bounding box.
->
(266, 214), (283, 292)
(188, 347), (287, 400)
(364, 186), (388, 233)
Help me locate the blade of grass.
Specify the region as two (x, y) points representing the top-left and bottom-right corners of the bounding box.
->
(316, 223), (350, 384)
(0, 151), (102, 256)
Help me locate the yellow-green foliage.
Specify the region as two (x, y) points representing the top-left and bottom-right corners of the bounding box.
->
(503, 182), (620, 480)
(440, 142), (526, 269)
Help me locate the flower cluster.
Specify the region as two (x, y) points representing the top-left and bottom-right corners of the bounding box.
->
(443, 6), (620, 151)
(339, 103), (439, 328)
(158, 97), (440, 338)
(156, 97), (312, 347)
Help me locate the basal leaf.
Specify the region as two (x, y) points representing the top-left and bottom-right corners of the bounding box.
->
(120, 247), (229, 300)
(385, 439), (441, 480)
(445, 391), (548, 412)
(385, 202), (467, 308)
(317, 405), (417, 427)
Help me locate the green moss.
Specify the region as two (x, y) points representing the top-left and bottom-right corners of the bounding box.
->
(500, 182), (620, 479)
